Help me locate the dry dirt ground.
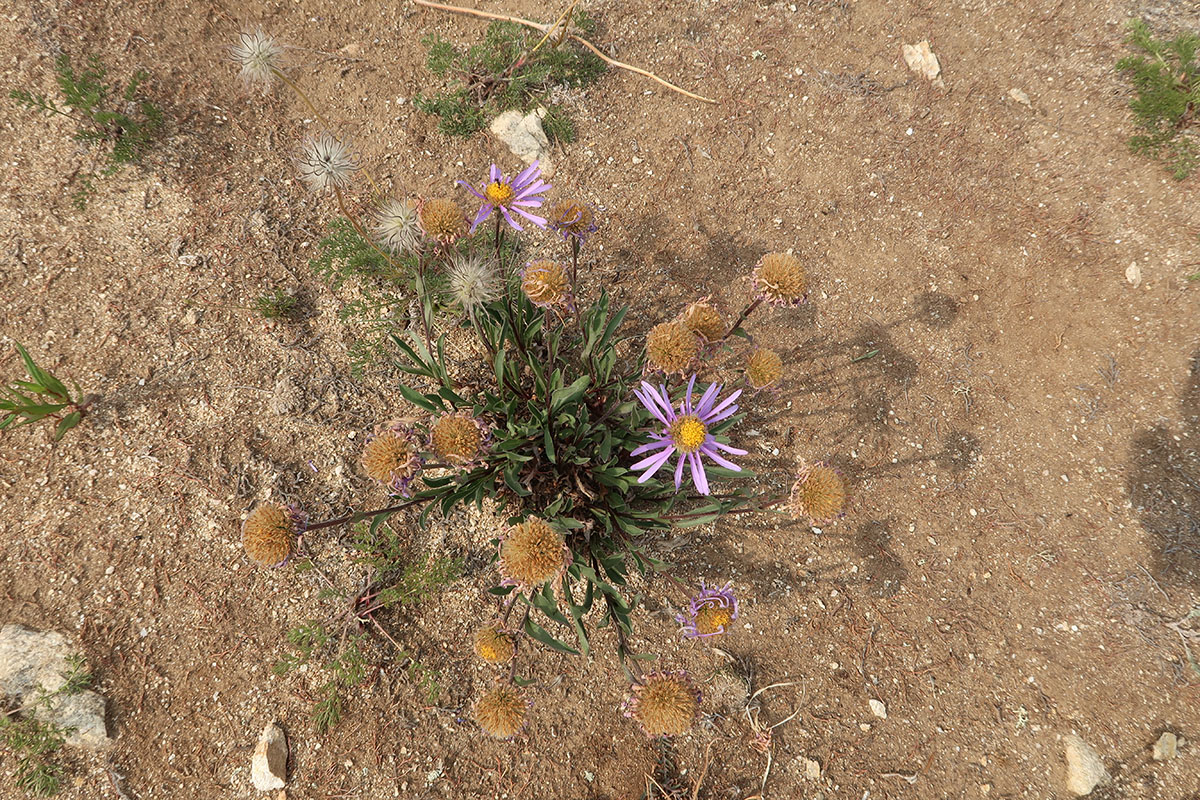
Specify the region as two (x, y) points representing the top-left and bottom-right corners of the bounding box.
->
(2, 0), (1199, 798)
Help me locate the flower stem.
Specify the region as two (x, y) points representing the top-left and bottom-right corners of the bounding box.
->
(305, 496), (428, 533)
(723, 296), (763, 340)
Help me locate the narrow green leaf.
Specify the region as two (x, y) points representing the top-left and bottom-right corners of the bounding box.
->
(53, 411), (82, 441)
(524, 617), (579, 655)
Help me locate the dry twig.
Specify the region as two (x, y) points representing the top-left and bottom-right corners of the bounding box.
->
(412, 0), (716, 103)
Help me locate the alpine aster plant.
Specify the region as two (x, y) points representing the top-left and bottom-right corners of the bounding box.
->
(458, 161), (551, 232)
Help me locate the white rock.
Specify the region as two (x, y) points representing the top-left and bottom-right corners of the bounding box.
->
(902, 41), (945, 89)
(1064, 735), (1109, 795)
(489, 109), (554, 177)
(869, 698), (888, 719)
(803, 757), (821, 780)
(251, 723), (288, 791)
(1008, 88), (1031, 106)
(1152, 732), (1178, 761)
(1125, 262), (1142, 287)
(0, 625), (111, 750)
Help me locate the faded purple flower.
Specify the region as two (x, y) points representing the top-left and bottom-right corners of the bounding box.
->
(631, 376), (747, 495)
(458, 161), (551, 232)
(675, 580), (739, 638)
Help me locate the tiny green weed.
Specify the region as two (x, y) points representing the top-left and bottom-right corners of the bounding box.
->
(11, 54), (163, 206)
(415, 16), (605, 141)
(1, 653), (93, 797)
(253, 288), (299, 320)
(1117, 20), (1200, 179)
(1, 343), (92, 440)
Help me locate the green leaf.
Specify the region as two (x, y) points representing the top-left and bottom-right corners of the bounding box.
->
(524, 617), (579, 655)
(550, 375), (590, 411)
(53, 411), (82, 441)
(397, 382), (443, 412)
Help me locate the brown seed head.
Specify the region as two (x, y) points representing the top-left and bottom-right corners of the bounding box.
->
(361, 425), (422, 495)
(521, 260), (570, 308)
(419, 198), (467, 242)
(474, 625), (515, 664)
(430, 413), (487, 465)
(499, 517), (570, 588)
(549, 199), (597, 238)
(753, 252), (807, 305)
(790, 463), (848, 523)
(626, 672), (701, 737)
(474, 684), (529, 739)
(682, 301), (726, 342)
(242, 503), (305, 567)
(746, 349), (784, 389)
(646, 320), (699, 374)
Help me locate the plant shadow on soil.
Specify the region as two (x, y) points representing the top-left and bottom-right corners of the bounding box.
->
(1127, 349), (1200, 589)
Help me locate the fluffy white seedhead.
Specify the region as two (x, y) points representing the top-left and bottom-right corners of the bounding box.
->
(447, 252), (500, 315)
(233, 31), (286, 85)
(297, 134), (357, 192)
(374, 198), (422, 255)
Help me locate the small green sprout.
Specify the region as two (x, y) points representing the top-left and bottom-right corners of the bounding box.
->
(253, 288), (299, 320)
(1117, 20), (1200, 179)
(1, 343), (93, 440)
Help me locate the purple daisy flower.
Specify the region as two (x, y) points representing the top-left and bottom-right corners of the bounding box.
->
(631, 376), (748, 495)
(457, 161), (551, 233)
(675, 580), (739, 638)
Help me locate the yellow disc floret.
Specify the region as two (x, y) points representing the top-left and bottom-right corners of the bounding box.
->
(693, 602), (735, 635)
(669, 414), (707, 453)
(485, 181), (516, 206)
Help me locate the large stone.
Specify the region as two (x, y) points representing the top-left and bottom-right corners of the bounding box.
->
(1152, 732), (1178, 761)
(0, 624), (111, 749)
(489, 109), (554, 177)
(251, 722), (288, 791)
(1063, 735), (1109, 796)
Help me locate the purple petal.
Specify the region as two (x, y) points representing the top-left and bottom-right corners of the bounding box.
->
(513, 161), (539, 187)
(637, 381), (675, 422)
(456, 180), (486, 200)
(685, 375), (696, 412)
(710, 440), (748, 456)
(695, 382), (721, 416)
(511, 206), (548, 227)
(706, 404), (740, 425)
(630, 436), (672, 457)
(468, 204), (493, 233)
(489, 164), (501, 181)
(511, 197), (545, 208)
(500, 206), (524, 231)
(705, 388), (743, 421)
(674, 454), (687, 489)
(656, 384), (676, 416)
(517, 179), (551, 196)
(690, 453), (710, 495)
(700, 443), (742, 471)
(635, 446), (675, 482)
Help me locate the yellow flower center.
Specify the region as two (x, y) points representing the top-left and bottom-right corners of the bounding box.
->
(485, 181), (515, 206)
(694, 602), (734, 635)
(670, 415), (707, 453)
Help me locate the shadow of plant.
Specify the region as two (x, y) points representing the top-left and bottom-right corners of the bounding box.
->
(1127, 351), (1200, 587)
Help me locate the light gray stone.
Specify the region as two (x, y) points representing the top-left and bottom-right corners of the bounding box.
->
(489, 109), (554, 177)
(1064, 734), (1109, 796)
(1152, 732), (1178, 761)
(0, 624), (111, 749)
(251, 722), (288, 791)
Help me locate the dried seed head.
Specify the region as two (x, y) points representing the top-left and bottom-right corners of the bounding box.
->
(446, 252), (500, 315)
(430, 412), (490, 466)
(297, 134), (357, 192)
(232, 31), (286, 84)
(419, 198), (467, 243)
(624, 672), (701, 737)
(548, 199), (598, 241)
(242, 502), (306, 567)
(374, 198), (422, 255)
(498, 517), (571, 589)
(520, 260), (571, 309)
(682, 301), (726, 342)
(473, 625), (515, 664)
(474, 684), (530, 739)
(646, 320), (699, 374)
(789, 462), (848, 523)
(746, 349), (784, 389)
(752, 252), (808, 306)
(361, 424), (423, 496)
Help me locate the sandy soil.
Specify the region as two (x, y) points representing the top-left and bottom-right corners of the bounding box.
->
(1, 0), (1198, 798)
